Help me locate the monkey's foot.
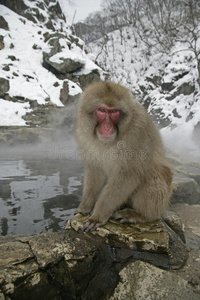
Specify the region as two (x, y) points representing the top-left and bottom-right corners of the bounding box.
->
(113, 208), (145, 224)
(81, 220), (101, 232)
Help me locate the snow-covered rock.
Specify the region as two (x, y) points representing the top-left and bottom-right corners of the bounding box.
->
(0, 0), (101, 127)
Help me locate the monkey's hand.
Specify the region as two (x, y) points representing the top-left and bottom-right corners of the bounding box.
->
(81, 215), (106, 232)
(81, 220), (101, 232)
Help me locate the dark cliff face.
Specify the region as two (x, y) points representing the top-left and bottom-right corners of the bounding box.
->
(0, 0), (66, 25)
(0, 0), (29, 16)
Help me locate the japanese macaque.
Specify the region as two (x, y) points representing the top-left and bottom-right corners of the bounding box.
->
(75, 81), (173, 231)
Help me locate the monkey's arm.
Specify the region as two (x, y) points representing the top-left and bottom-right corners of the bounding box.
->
(76, 168), (105, 215)
(81, 173), (139, 231)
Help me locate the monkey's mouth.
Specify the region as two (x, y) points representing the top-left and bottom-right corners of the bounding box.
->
(101, 134), (114, 140)
(96, 124), (118, 143)
(98, 132), (117, 143)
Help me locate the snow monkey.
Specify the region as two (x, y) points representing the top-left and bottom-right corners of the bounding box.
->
(76, 81), (173, 231)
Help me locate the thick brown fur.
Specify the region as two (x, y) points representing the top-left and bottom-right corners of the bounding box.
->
(76, 81), (173, 231)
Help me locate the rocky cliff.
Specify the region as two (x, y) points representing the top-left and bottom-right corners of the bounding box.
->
(0, 0), (101, 132)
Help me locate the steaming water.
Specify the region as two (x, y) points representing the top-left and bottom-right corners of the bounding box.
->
(0, 147), (83, 236)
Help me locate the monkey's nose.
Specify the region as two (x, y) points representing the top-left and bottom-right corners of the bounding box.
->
(104, 121), (112, 131)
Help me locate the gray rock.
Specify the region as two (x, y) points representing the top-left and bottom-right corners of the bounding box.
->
(170, 202), (200, 239)
(176, 163), (200, 186)
(74, 69), (101, 89)
(2, 65), (10, 72)
(172, 175), (200, 204)
(177, 81), (195, 95)
(43, 35), (84, 75)
(172, 160), (200, 205)
(146, 74), (162, 87)
(0, 16), (9, 30)
(45, 19), (55, 30)
(8, 55), (18, 61)
(48, 0), (66, 22)
(161, 81), (175, 92)
(60, 80), (69, 104)
(163, 210), (186, 243)
(0, 78), (10, 96)
(60, 80), (79, 105)
(43, 32), (67, 43)
(0, 35), (4, 50)
(110, 260), (200, 300)
(166, 82), (196, 100)
(193, 121), (200, 147)
(49, 56), (84, 74)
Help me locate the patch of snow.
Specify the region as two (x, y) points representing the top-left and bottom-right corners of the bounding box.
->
(0, 98), (31, 126)
(67, 80), (82, 96)
(49, 48), (85, 65)
(74, 54), (101, 75)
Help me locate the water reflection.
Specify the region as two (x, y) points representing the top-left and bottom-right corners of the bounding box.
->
(0, 156), (83, 236)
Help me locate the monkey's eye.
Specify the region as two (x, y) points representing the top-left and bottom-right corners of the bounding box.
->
(98, 107), (106, 113)
(110, 109), (119, 113)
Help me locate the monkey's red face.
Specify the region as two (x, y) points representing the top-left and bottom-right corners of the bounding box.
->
(95, 106), (121, 142)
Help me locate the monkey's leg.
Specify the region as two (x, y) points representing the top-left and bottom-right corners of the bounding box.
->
(81, 174), (139, 231)
(76, 168), (105, 215)
(114, 175), (171, 224)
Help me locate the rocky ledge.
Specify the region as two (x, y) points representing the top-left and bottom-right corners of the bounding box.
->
(0, 212), (189, 300)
